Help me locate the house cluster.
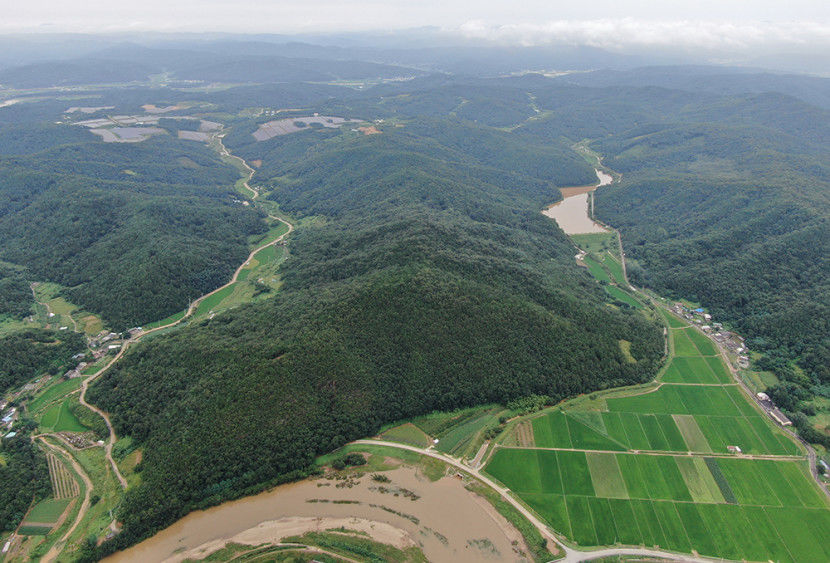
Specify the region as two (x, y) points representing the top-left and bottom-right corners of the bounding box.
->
(2, 403), (17, 438)
(671, 303), (750, 367)
(756, 392), (793, 427)
(88, 330), (125, 359)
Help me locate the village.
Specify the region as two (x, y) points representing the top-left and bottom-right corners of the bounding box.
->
(670, 302), (793, 429)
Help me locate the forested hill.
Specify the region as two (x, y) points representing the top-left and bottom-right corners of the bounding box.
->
(88, 119), (664, 554)
(0, 130), (266, 329)
(588, 94), (830, 442)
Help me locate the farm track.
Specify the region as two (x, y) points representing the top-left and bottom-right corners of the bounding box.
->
(38, 437), (94, 563)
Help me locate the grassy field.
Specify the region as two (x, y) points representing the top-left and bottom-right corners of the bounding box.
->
(581, 255), (611, 283)
(39, 398), (88, 432)
(599, 254), (626, 286)
(27, 377), (82, 413)
(378, 423), (432, 447)
(605, 285), (641, 308)
(572, 232), (617, 255)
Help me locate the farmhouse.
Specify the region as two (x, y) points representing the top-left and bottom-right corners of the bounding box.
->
(727, 445), (742, 453)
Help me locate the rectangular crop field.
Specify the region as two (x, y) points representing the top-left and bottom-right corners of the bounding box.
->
(586, 452), (627, 498)
(606, 384), (743, 416)
(671, 329), (701, 356)
(26, 498), (70, 523)
(686, 328), (719, 356)
(662, 356), (729, 384)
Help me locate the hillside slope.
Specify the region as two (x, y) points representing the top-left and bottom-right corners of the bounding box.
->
(88, 122), (664, 554)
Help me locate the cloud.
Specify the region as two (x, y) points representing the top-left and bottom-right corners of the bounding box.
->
(457, 19), (830, 52)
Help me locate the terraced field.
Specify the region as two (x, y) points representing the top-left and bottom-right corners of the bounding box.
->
(485, 311), (828, 562)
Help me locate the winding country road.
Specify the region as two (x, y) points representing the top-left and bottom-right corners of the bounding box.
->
(38, 137), (294, 560)
(80, 137), (293, 491)
(353, 439), (715, 563)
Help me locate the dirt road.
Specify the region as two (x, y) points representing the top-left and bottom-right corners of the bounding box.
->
(38, 437), (95, 563)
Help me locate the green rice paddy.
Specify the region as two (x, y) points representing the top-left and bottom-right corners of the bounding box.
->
(484, 303), (825, 561)
(486, 449), (829, 560)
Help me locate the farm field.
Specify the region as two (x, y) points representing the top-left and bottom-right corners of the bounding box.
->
(39, 398), (88, 433)
(26, 499), (71, 524)
(484, 304), (825, 561)
(396, 405), (506, 459)
(575, 239), (642, 310)
(581, 255), (611, 283)
(605, 285), (641, 308)
(28, 377), (83, 414)
(486, 448), (829, 561)
(571, 232), (617, 255)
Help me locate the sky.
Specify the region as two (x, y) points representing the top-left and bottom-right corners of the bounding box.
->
(3, 0), (830, 53)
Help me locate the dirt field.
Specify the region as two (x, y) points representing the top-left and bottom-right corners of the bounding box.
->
(252, 116), (358, 141)
(106, 465), (531, 563)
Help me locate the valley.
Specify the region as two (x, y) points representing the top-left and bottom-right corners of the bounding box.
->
(1, 46), (829, 563)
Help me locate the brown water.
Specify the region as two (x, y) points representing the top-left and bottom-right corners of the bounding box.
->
(542, 169), (613, 234)
(106, 466), (528, 562)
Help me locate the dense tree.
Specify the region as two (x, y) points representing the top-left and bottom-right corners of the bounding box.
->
(0, 329), (85, 393)
(0, 429), (51, 532)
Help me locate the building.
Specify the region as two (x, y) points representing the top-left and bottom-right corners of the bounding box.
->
(727, 445), (742, 454)
(768, 409), (793, 427)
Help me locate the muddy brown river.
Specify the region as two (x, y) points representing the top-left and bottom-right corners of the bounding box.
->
(106, 465), (530, 562)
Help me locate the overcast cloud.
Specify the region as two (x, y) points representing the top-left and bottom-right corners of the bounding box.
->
(2, 0), (830, 52)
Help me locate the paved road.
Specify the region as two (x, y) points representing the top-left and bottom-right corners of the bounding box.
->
(353, 439), (717, 563)
(587, 168), (828, 499)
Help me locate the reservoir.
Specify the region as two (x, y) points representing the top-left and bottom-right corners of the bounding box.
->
(542, 169), (613, 234)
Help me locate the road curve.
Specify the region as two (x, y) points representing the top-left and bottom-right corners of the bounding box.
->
(352, 439), (717, 563)
(77, 139), (294, 494)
